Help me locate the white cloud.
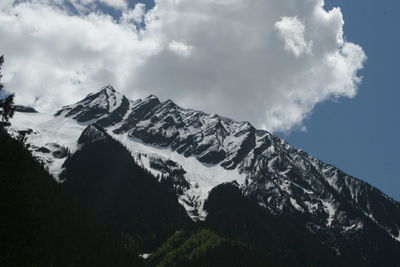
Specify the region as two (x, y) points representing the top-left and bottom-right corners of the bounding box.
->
(0, 0), (366, 132)
(0, 1), (159, 111)
(168, 41), (193, 57)
(275, 16), (313, 57)
(122, 3), (145, 24)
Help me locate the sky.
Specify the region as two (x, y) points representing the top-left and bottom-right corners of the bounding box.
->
(285, 0), (400, 201)
(0, 0), (397, 199)
(0, 0), (366, 132)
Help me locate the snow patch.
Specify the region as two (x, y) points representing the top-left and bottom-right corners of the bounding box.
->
(395, 229), (400, 242)
(321, 200), (336, 227)
(278, 179), (292, 195)
(110, 133), (247, 220)
(304, 201), (319, 214)
(342, 221), (363, 232)
(290, 198), (304, 212)
(140, 253), (151, 259)
(104, 87), (123, 113)
(9, 112), (86, 180)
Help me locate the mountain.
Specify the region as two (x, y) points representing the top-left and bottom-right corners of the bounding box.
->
(0, 128), (141, 267)
(60, 124), (191, 252)
(8, 85), (400, 265)
(13, 105), (37, 113)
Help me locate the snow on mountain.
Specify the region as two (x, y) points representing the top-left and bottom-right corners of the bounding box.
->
(8, 112), (86, 179)
(111, 133), (246, 219)
(8, 86), (400, 246)
(54, 85), (130, 127)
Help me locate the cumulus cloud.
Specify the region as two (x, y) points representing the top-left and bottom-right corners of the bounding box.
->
(168, 41), (193, 57)
(122, 3), (145, 24)
(0, 0), (159, 111)
(0, 0), (366, 132)
(275, 16), (313, 57)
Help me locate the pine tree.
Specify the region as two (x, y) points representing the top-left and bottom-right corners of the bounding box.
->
(0, 55), (15, 123)
(0, 55), (3, 92)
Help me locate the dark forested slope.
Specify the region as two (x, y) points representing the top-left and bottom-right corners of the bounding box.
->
(0, 129), (141, 267)
(60, 125), (192, 252)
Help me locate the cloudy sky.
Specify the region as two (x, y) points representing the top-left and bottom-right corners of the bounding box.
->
(0, 0), (366, 132)
(0, 0), (398, 199)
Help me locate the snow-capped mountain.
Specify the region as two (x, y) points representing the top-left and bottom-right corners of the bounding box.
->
(8, 86), (400, 256)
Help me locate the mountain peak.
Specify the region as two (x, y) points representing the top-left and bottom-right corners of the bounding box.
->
(99, 85), (116, 94)
(143, 94), (160, 104)
(78, 124), (108, 144)
(54, 86), (127, 123)
(163, 99), (176, 105)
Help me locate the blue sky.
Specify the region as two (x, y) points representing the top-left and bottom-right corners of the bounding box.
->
(285, 0), (400, 200)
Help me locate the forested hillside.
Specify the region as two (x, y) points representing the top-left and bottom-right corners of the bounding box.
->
(0, 129), (142, 267)
(60, 125), (192, 252)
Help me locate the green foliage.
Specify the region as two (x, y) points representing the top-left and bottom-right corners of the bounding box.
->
(147, 229), (263, 267)
(0, 130), (142, 267)
(148, 183), (353, 267)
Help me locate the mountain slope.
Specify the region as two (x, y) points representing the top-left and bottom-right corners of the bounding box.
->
(202, 182), (347, 266)
(60, 124), (192, 252)
(146, 229), (265, 267)
(203, 182), (400, 266)
(8, 86), (400, 264)
(0, 128), (141, 267)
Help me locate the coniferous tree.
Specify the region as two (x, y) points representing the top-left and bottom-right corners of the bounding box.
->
(0, 55), (15, 123)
